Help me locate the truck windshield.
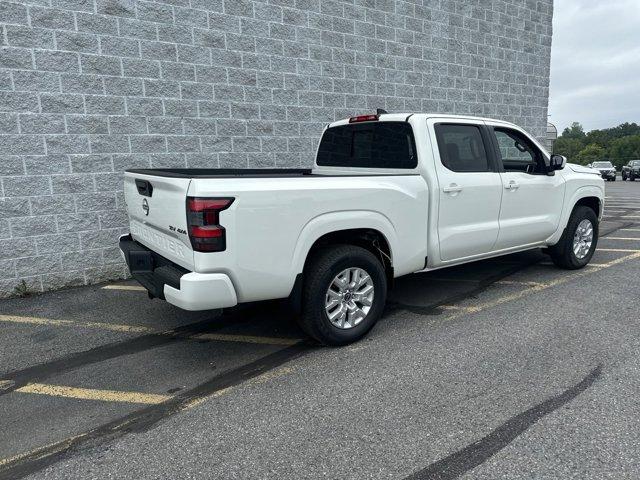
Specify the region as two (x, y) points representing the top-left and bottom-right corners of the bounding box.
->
(592, 162), (613, 168)
(316, 122), (417, 169)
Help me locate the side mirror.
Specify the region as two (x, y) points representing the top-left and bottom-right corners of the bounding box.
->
(550, 154), (566, 171)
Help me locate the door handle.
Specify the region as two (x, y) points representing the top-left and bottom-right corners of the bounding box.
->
(443, 184), (463, 193)
(505, 180), (519, 190)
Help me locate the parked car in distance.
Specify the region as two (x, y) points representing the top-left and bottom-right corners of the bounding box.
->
(590, 161), (617, 181)
(120, 112), (605, 346)
(622, 160), (640, 181)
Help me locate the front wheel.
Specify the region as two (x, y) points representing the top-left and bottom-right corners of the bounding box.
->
(298, 245), (387, 346)
(548, 206), (598, 269)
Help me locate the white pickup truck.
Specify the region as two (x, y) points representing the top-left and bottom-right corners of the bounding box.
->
(119, 113), (604, 345)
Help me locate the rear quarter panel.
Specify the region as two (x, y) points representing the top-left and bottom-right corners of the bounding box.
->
(189, 175), (429, 303)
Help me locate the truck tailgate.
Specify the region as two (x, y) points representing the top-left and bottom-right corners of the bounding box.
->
(124, 171), (195, 271)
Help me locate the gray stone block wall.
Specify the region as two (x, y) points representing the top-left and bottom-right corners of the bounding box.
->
(0, 0), (553, 297)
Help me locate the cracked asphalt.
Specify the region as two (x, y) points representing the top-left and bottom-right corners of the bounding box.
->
(1, 180), (639, 479)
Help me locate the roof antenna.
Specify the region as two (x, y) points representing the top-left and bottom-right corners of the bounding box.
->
(376, 108), (388, 115)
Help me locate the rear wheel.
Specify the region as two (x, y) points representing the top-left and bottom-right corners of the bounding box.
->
(298, 245), (387, 346)
(548, 206), (598, 269)
(622, 172), (627, 181)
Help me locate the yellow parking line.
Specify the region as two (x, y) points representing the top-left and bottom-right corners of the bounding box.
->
(15, 383), (170, 404)
(0, 314), (300, 346)
(439, 305), (481, 313)
(0, 434), (87, 468)
(536, 262), (604, 268)
(597, 248), (640, 252)
(444, 251), (640, 321)
(620, 228), (640, 232)
(496, 279), (544, 287)
(0, 380), (15, 391)
(102, 285), (146, 291)
(0, 314), (153, 334)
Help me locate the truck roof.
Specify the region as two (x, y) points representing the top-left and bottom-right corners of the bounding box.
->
(328, 113), (517, 129)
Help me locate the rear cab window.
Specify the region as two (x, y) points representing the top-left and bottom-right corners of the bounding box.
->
(316, 122), (417, 169)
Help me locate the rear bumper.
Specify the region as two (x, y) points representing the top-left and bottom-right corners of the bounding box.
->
(119, 234), (238, 311)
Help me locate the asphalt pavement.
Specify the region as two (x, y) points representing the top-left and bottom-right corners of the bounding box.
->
(1, 177), (639, 479)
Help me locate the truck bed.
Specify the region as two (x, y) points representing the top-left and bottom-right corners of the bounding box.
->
(126, 168), (418, 178)
(126, 168), (316, 178)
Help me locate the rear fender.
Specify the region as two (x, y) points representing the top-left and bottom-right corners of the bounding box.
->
(291, 211), (397, 276)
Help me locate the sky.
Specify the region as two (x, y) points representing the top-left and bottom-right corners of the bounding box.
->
(548, 0), (640, 133)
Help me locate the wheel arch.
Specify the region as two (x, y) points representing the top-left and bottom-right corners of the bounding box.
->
(287, 212), (397, 308)
(547, 186), (603, 245)
(574, 196), (601, 218)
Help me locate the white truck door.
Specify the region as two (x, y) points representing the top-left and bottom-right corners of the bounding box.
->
(488, 125), (566, 250)
(428, 119), (503, 262)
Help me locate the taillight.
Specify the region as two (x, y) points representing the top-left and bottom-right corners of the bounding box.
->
(187, 197), (234, 252)
(349, 114), (378, 123)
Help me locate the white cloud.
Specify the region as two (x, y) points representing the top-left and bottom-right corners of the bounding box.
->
(548, 0), (640, 133)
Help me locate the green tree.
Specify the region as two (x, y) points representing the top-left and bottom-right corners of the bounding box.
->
(585, 129), (609, 147)
(553, 121), (640, 167)
(608, 122), (640, 138)
(574, 143), (606, 165)
(607, 135), (640, 168)
(553, 136), (584, 160)
(561, 122), (586, 140)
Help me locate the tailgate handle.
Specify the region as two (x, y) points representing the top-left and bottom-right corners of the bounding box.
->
(135, 179), (153, 197)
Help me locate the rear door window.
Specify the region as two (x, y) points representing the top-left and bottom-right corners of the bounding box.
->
(434, 124), (491, 172)
(316, 122), (417, 169)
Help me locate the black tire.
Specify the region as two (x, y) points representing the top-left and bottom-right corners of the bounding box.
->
(548, 206), (598, 269)
(622, 173), (627, 181)
(298, 245), (387, 346)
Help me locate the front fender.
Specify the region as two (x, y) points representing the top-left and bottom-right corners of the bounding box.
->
(547, 185), (604, 245)
(290, 210), (398, 275)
